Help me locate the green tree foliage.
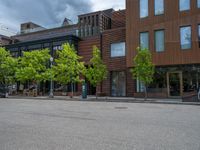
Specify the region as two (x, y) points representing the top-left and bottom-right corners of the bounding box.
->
(85, 46), (107, 97)
(131, 47), (155, 100)
(0, 47), (17, 85)
(53, 43), (85, 86)
(16, 49), (51, 83)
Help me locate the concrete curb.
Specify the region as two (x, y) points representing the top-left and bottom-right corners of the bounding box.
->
(5, 96), (200, 106)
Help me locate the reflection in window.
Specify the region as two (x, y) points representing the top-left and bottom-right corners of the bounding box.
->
(179, 0), (190, 11)
(180, 26), (191, 49)
(111, 42), (126, 57)
(155, 0), (164, 15)
(140, 32), (149, 49)
(137, 78), (145, 92)
(140, 0), (148, 18)
(198, 0), (200, 8)
(111, 71), (126, 96)
(155, 30), (165, 52)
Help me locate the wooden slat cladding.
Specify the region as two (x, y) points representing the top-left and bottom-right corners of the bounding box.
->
(78, 36), (100, 64)
(101, 27), (134, 96)
(126, 0), (200, 67)
(111, 10), (126, 29)
(102, 27), (126, 70)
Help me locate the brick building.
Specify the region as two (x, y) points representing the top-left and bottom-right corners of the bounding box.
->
(126, 0), (200, 99)
(4, 0), (200, 99)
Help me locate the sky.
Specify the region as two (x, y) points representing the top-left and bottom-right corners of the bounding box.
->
(0, 0), (125, 36)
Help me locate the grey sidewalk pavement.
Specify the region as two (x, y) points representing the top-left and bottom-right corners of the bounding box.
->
(7, 95), (200, 106)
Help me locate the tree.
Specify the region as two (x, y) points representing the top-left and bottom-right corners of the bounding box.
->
(131, 47), (155, 100)
(85, 46), (107, 98)
(53, 43), (85, 97)
(0, 47), (17, 85)
(16, 49), (51, 89)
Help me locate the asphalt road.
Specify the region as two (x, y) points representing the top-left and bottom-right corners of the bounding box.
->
(0, 99), (200, 150)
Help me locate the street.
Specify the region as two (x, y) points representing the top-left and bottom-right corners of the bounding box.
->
(0, 99), (200, 150)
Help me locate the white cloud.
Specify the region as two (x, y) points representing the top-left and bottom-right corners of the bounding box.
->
(91, 0), (125, 11)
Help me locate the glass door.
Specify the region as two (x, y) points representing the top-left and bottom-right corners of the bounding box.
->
(111, 71), (126, 97)
(167, 72), (183, 97)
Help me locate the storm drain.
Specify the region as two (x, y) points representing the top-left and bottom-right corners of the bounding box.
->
(115, 107), (128, 110)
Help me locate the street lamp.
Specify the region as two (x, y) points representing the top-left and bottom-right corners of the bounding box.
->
(49, 57), (54, 98)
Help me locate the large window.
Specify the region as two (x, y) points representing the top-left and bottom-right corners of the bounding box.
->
(136, 79), (145, 92)
(198, 0), (200, 8)
(180, 26), (191, 49)
(179, 0), (190, 11)
(140, 0), (148, 18)
(155, 30), (165, 52)
(111, 71), (126, 96)
(140, 32), (149, 49)
(111, 42), (125, 57)
(155, 0), (164, 15)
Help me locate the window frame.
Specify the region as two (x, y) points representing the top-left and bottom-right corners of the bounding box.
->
(198, 0), (200, 8)
(180, 25), (192, 50)
(179, 0), (191, 12)
(139, 31), (149, 50)
(154, 29), (165, 52)
(154, 0), (164, 16)
(110, 42), (126, 58)
(139, 0), (149, 19)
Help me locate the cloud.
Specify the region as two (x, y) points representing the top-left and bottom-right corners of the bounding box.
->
(0, 0), (125, 35)
(91, 0), (125, 11)
(0, 0), (92, 32)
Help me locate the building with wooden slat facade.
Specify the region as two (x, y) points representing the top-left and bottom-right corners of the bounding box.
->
(3, 0), (200, 100)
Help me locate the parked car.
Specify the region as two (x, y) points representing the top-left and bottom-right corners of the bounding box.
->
(0, 85), (9, 98)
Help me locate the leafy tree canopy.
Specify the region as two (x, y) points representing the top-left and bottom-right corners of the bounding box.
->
(131, 47), (155, 86)
(85, 46), (107, 87)
(53, 43), (85, 85)
(16, 49), (51, 83)
(0, 47), (17, 85)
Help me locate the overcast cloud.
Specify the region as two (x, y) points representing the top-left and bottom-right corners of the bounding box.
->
(0, 0), (125, 36)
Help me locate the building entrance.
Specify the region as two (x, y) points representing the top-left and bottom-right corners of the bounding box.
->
(167, 72), (183, 97)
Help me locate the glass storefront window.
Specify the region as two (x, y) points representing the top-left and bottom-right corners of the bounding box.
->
(137, 79), (145, 93)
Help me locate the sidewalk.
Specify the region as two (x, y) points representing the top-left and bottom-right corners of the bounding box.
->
(7, 95), (200, 106)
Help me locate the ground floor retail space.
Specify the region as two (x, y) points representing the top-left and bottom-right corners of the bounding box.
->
(8, 64), (200, 101)
(102, 64), (200, 100)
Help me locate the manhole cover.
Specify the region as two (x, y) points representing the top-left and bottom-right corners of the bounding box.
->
(115, 107), (128, 109)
